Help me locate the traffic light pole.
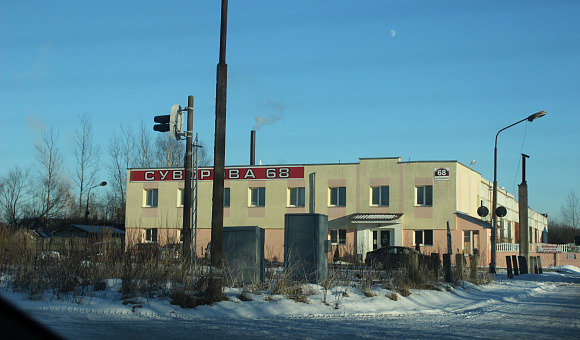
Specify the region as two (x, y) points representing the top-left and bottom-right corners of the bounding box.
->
(183, 95), (194, 263)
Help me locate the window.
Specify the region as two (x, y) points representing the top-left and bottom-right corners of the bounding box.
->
(330, 229), (346, 245)
(371, 186), (389, 206)
(145, 189), (158, 207)
(330, 187), (346, 207)
(250, 187), (265, 207)
(416, 185), (433, 206)
(178, 189), (184, 207)
(415, 230), (433, 246)
(464, 230), (480, 255)
(145, 228), (157, 243)
(289, 187), (305, 207)
(224, 188), (230, 208)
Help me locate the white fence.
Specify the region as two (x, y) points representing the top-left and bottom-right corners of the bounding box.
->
(496, 243), (569, 253)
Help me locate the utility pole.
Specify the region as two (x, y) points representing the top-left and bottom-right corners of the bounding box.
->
(519, 154), (530, 267)
(183, 95), (194, 263)
(207, 0), (228, 301)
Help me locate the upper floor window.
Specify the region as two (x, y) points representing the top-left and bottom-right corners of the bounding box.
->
(178, 189), (184, 207)
(145, 189), (158, 207)
(224, 188), (230, 208)
(329, 187), (346, 207)
(250, 187), (265, 207)
(371, 186), (389, 206)
(416, 185), (433, 206)
(289, 187), (305, 207)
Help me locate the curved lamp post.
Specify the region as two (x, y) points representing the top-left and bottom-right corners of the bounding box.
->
(85, 181), (107, 224)
(490, 111), (545, 273)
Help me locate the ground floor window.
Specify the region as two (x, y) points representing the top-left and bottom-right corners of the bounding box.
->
(464, 230), (480, 255)
(415, 230), (433, 246)
(145, 228), (158, 243)
(330, 229), (346, 245)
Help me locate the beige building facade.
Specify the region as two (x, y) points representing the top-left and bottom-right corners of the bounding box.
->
(125, 157), (547, 264)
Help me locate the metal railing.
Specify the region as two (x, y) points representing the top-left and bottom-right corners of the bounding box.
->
(496, 243), (569, 253)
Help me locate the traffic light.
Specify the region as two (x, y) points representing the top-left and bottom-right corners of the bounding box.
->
(153, 115), (170, 132)
(153, 105), (185, 140)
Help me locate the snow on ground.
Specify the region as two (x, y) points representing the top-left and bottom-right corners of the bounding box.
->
(1, 266), (579, 339)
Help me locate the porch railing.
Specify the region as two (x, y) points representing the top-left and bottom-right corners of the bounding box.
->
(496, 243), (569, 253)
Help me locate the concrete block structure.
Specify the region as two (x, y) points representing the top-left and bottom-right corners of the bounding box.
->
(125, 157), (547, 265)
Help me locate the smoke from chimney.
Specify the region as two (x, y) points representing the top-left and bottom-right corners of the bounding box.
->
(253, 101), (284, 130)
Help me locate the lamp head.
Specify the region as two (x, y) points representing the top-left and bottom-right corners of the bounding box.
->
(527, 111), (546, 122)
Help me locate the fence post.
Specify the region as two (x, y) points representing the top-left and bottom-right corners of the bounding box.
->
(443, 254), (452, 283)
(431, 253), (441, 279)
(506, 256), (513, 279)
(455, 254), (464, 281)
(470, 255), (478, 281)
(511, 255), (519, 275)
(537, 256), (543, 274)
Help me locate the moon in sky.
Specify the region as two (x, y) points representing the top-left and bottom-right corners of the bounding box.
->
(390, 29), (396, 37)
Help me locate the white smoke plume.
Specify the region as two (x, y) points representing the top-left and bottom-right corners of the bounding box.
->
(253, 101), (284, 130)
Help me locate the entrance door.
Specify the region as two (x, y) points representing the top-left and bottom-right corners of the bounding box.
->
(380, 230), (390, 247)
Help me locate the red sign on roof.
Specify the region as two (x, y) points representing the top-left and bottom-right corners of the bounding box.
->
(130, 166), (305, 182)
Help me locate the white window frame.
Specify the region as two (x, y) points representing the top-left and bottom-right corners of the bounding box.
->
(249, 187), (265, 207)
(178, 188), (184, 207)
(416, 185), (433, 206)
(330, 229), (346, 245)
(145, 228), (158, 243)
(288, 187), (305, 207)
(371, 186), (389, 207)
(415, 230), (433, 246)
(329, 187), (346, 207)
(464, 230), (480, 255)
(144, 189), (158, 207)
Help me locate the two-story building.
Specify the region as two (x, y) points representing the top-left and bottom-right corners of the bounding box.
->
(125, 157), (547, 264)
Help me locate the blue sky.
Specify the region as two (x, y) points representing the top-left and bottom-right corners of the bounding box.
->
(1, 0), (578, 220)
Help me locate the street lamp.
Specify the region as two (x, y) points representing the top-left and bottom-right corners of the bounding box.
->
(490, 111), (546, 273)
(85, 181), (107, 224)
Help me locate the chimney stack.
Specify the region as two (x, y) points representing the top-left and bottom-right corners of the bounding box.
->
(250, 130), (256, 165)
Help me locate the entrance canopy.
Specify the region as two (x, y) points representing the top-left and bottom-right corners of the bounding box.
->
(348, 213), (403, 224)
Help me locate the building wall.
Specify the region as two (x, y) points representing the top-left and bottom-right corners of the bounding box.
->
(124, 158), (547, 262)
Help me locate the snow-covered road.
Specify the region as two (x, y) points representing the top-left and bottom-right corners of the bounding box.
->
(28, 283), (580, 340)
(3, 267), (580, 339)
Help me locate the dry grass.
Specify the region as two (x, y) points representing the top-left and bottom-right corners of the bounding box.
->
(0, 227), (492, 309)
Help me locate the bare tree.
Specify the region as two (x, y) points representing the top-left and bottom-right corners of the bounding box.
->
(561, 191), (579, 230)
(196, 139), (212, 167)
(0, 167), (31, 226)
(34, 128), (73, 226)
(155, 133), (185, 167)
(73, 112), (100, 217)
(136, 119), (155, 168)
(107, 124), (135, 224)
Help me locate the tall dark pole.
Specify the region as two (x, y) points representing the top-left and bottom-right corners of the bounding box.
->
(207, 0), (228, 300)
(183, 96), (194, 262)
(519, 154), (530, 267)
(85, 181), (106, 224)
(490, 111), (545, 274)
